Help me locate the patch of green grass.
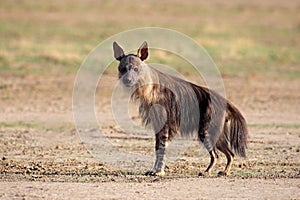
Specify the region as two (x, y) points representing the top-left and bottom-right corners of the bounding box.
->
(249, 123), (300, 129)
(0, 121), (75, 131)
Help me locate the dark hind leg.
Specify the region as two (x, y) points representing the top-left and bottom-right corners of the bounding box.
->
(199, 148), (219, 176)
(217, 144), (234, 176)
(198, 111), (226, 176)
(217, 119), (235, 176)
(198, 121), (224, 176)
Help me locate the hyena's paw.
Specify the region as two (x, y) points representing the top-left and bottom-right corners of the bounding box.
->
(145, 170), (165, 177)
(217, 171), (229, 176)
(198, 171), (211, 177)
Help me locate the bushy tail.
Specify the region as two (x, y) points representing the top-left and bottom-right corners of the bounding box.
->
(227, 102), (248, 157)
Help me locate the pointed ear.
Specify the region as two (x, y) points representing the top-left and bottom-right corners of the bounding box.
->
(113, 41), (125, 61)
(137, 41), (148, 61)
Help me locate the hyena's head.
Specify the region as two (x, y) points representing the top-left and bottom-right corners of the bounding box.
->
(113, 41), (148, 87)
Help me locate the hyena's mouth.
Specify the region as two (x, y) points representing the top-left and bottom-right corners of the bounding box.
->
(124, 83), (135, 87)
(122, 81), (136, 87)
(122, 78), (137, 87)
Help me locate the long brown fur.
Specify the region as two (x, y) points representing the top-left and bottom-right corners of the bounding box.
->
(113, 41), (248, 176)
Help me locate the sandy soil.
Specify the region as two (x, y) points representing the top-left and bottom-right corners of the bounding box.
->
(1, 178), (299, 199)
(0, 74), (299, 199)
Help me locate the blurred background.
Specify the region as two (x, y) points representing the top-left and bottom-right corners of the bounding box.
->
(1, 0), (299, 123)
(1, 0), (299, 76)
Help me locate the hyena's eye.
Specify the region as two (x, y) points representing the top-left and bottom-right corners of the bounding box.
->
(133, 67), (139, 72)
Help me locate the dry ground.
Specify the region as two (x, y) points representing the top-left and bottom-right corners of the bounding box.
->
(0, 74), (299, 199)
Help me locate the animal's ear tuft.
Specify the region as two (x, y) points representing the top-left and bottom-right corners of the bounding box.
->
(137, 41), (148, 61)
(113, 41), (125, 61)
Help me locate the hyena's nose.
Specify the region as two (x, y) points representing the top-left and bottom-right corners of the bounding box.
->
(123, 77), (132, 85)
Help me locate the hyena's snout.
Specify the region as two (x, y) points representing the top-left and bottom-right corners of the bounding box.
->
(122, 73), (136, 87)
(122, 75), (132, 85)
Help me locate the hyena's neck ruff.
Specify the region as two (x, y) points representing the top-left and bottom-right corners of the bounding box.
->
(132, 65), (159, 105)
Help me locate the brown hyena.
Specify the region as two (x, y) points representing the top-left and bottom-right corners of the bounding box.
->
(113, 41), (248, 176)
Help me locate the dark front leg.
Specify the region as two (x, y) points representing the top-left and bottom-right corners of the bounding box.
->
(145, 130), (168, 176)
